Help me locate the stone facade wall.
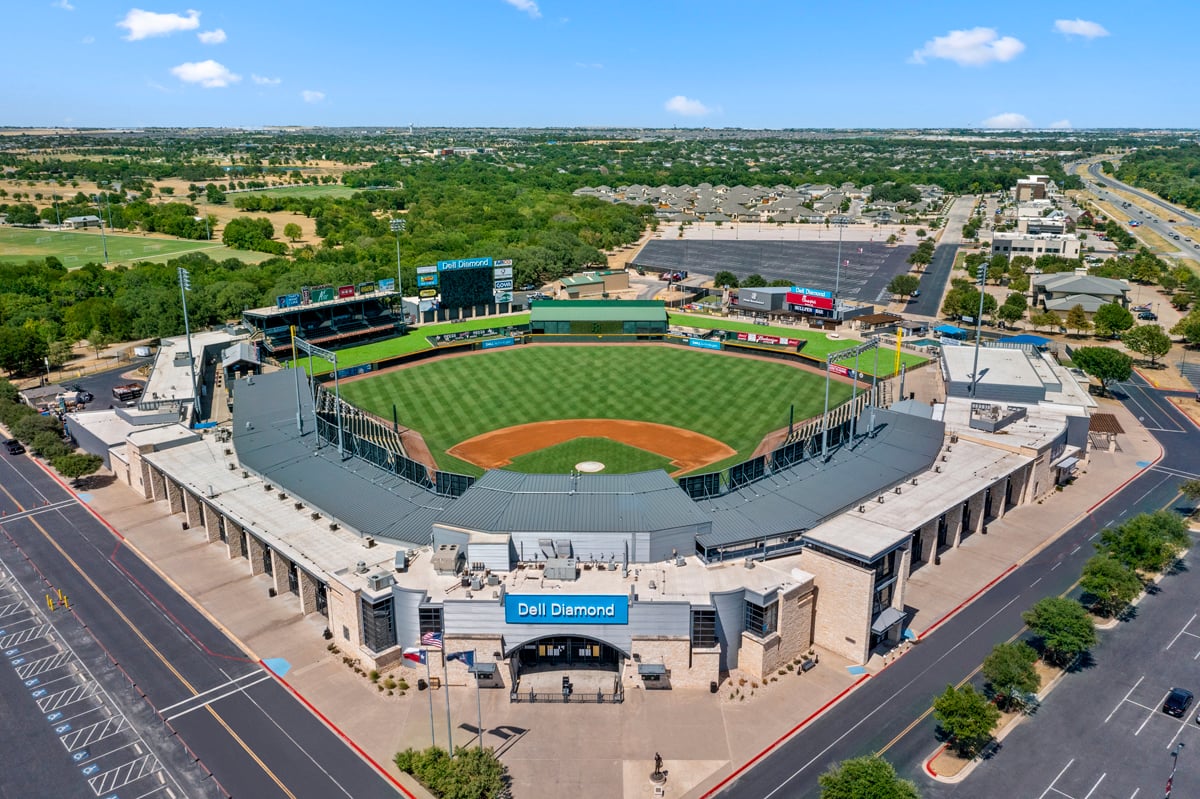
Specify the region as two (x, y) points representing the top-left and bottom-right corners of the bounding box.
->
(298, 570), (320, 616)
(801, 548), (874, 664)
(166, 478), (184, 515)
(630, 637), (714, 690)
(184, 491), (202, 528)
(225, 523), (246, 560)
(327, 578), (363, 655)
(269, 549), (289, 596)
(735, 583), (815, 680)
(443, 635), (506, 688)
(247, 535), (267, 577)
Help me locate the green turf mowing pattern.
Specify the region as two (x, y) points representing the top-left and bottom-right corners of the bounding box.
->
(0, 226), (268, 267)
(339, 345), (851, 476)
(502, 438), (674, 475)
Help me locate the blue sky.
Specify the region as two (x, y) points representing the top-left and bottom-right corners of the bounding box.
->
(2, 1), (1190, 129)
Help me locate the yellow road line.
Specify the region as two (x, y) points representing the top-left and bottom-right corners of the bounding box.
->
(0, 483), (297, 799)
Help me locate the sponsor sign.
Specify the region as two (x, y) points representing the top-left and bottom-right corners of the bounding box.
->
(504, 594), (628, 625)
(792, 304), (834, 318)
(789, 285), (833, 299)
(275, 293), (302, 309)
(481, 336), (515, 350)
(493, 259), (514, 267)
(438, 256), (493, 272)
(735, 332), (801, 347)
(688, 337), (722, 350)
(494, 291), (513, 303)
(828, 363), (850, 377)
(357, 282), (377, 295)
(417, 273), (439, 288)
(311, 286), (336, 303)
(494, 279), (514, 291)
(335, 363), (374, 379)
(337, 285), (356, 299)
(378, 277), (396, 292)
(494, 266), (514, 279)
(416, 265), (438, 275)
(785, 292), (835, 310)
(300, 286), (311, 305)
(739, 291), (768, 307)
(419, 288), (438, 298)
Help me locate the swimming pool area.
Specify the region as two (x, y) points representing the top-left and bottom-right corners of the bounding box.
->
(908, 338), (942, 347)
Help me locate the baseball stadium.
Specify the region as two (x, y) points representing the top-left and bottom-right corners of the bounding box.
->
(90, 262), (1085, 701)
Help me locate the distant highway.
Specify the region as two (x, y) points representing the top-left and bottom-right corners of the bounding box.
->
(1080, 162), (1200, 263)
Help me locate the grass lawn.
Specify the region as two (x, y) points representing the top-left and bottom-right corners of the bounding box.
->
(232, 185), (365, 200)
(340, 345), (847, 476)
(296, 313), (531, 373)
(668, 312), (926, 377)
(0, 226), (270, 267)
(502, 437), (673, 475)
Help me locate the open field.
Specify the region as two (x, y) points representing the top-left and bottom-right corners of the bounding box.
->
(502, 438), (673, 475)
(0, 226), (272, 266)
(668, 312), (927, 376)
(339, 345), (849, 476)
(228, 184), (364, 200)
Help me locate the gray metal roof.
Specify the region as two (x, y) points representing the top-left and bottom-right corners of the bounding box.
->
(232, 369), (453, 548)
(695, 408), (945, 549)
(435, 469), (711, 535)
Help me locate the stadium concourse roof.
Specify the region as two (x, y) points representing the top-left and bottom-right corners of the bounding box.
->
(530, 299), (667, 323)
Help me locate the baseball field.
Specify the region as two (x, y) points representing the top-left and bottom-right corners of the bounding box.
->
(337, 344), (852, 477)
(0, 226), (272, 267)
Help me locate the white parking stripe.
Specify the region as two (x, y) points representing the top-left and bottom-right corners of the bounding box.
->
(1136, 692), (1171, 735)
(157, 668), (265, 715)
(1167, 614), (1196, 650)
(1106, 676), (1144, 723)
(1083, 773), (1106, 799)
(1038, 759), (1075, 799)
(165, 674), (273, 721)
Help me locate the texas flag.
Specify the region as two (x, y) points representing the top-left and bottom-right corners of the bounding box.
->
(446, 650), (475, 668)
(402, 648), (426, 666)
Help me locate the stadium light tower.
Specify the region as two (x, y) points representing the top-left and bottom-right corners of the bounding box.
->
(832, 215), (849, 319)
(177, 266), (199, 422)
(391, 218), (406, 325)
(969, 263), (987, 397)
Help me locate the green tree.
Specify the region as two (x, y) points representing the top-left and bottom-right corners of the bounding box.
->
(88, 329), (114, 360)
(1021, 597), (1097, 667)
(887, 274), (921, 299)
(205, 183), (227, 204)
(1080, 554), (1144, 617)
(741, 274), (767, 288)
(1092, 303), (1134, 337)
(1122, 324), (1171, 365)
(818, 756), (921, 799)
(1030, 311), (1062, 332)
(283, 222), (302, 242)
(1181, 479), (1200, 506)
(712, 271), (739, 289)
(51, 453), (104, 482)
(1170, 308), (1200, 345)
(932, 684), (1000, 758)
(30, 431), (71, 460)
(1065, 304), (1092, 335)
(981, 642), (1041, 710)
(1098, 511), (1191, 574)
(46, 340), (75, 369)
(987, 254), (1008, 283)
(394, 746), (506, 799)
(1072, 346), (1132, 394)
(0, 327), (49, 375)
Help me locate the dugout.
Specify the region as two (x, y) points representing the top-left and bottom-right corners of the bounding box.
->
(529, 299), (667, 340)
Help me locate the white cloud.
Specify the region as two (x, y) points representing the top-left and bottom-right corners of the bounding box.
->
(911, 27), (1025, 66)
(1054, 19), (1109, 39)
(53, 0), (75, 10)
(252, 74), (281, 86)
(981, 112), (1033, 129)
(197, 28), (226, 44)
(1048, 119), (1073, 129)
(118, 8), (201, 41)
(301, 89), (325, 103)
(504, 0), (540, 18)
(170, 60), (240, 88)
(664, 95), (712, 117)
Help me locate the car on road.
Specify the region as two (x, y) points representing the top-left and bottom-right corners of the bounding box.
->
(4, 439), (25, 455)
(1163, 687), (1194, 717)
(1132, 304), (1151, 312)
(911, 289), (921, 298)
(1139, 312), (1158, 321)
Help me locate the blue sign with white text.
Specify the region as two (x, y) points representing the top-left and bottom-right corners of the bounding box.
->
(481, 336), (515, 350)
(688, 337), (722, 350)
(789, 285), (833, 299)
(505, 595), (628, 625)
(438, 257), (493, 272)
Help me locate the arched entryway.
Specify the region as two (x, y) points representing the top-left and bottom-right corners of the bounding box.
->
(510, 635), (624, 671)
(506, 635), (627, 702)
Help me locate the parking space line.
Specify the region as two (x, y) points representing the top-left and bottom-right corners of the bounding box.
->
(133, 784), (169, 799)
(1136, 691), (1172, 735)
(1106, 676), (1144, 723)
(1168, 614), (1197, 650)
(60, 715), (130, 752)
(1039, 759), (1075, 799)
(1083, 773), (1106, 799)
(0, 623), (50, 647)
(88, 753), (162, 795)
(38, 681), (103, 712)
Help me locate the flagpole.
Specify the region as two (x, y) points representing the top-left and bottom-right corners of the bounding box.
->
(425, 657), (436, 748)
(474, 650), (483, 751)
(442, 651), (453, 755)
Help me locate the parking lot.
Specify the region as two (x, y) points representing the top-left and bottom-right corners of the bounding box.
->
(920, 546), (1200, 799)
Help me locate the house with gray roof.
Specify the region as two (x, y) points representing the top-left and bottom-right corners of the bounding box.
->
(1033, 273), (1129, 314)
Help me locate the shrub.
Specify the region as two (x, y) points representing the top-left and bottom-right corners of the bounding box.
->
(394, 746), (506, 799)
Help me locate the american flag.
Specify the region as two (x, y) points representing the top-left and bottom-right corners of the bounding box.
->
(421, 631), (443, 649)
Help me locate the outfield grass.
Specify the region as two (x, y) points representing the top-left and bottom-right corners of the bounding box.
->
(0, 226), (270, 267)
(296, 313), (531, 374)
(340, 345), (849, 476)
(668, 312), (927, 377)
(503, 438), (673, 475)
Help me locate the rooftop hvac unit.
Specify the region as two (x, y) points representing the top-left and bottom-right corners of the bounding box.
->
(675, 556), (685, 567)
(894, 486), (902, 494)
(355, 560), (368, 574)
(363, 536), (376, 549)
(432, 544), (462, 575)
(877, 495), (885, 503)
(935, 465), (943, 473)
(367, 573), (395, 592)
(743, 558), (755, 569)
(911, 478), (918, 486)
(394, 550), (408, 573)
(858, 505), (866, 513)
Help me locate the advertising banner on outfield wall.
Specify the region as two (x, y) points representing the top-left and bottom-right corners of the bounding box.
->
(481, 336), (515, 350)
(378, 278), (396, 292)
(494, 279), (513, 291)
(785, 292), (834, 310)
(275, 293), (302, 309)
(311, 286), (336, 303)
(828, 363), (851, 377)
(494, 266), (513, 279)
(357, 282), (376, 294)
(688, 337), (722, 350)
(417, 273), (439, 288)
(735, 332), (802, 347)
(419, 288), (438, 298)
(493, 259), (513, 267)
(337, 285), (356, 299)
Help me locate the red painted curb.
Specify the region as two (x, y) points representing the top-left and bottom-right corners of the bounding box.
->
(918, 563), (1018, 640)
(925, 744), (947, 777)
(29, 457), (126, 540)
(698, 673), (871, 799)
(260, 660), (417, 799)
(1132, 367), (1159, 388)
(1085, 441), (1164, 515)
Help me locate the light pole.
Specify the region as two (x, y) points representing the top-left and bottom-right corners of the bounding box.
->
(969, 263), (987, 398)
(832, 215), (849, 310)
(390, 218), (406, 326)
(177, 267), (199, 422)
(1166, 741), (1184, 798)
(94, 194), (109, 264)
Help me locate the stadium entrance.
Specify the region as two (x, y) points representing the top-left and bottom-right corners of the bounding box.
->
(515, 635), (622, 670)
(509, 635), (625, 702)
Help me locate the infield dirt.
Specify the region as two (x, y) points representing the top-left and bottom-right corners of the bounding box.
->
(448, 419), (735, 476)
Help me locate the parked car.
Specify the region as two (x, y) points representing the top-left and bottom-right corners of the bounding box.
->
(1163, 687), (1194, 717)
(4, 439), (24, 455)
(1138, 312), (1158, 321)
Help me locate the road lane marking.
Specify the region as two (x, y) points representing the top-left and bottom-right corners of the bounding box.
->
(157, 668), (265, 715)
(165, 675), (273, 721)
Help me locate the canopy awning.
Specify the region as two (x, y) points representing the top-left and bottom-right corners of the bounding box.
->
(638, 663), (668, 676)
(1055, 456), (1080, 471)
(468, 662), (497, 676)
(933, 324), (967, 336)
(871, 606), (906, 635)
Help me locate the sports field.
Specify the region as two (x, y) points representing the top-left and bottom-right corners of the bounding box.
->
(0, 227), (272, 267)
(230, 185), (363, 200)
(338, 345), (851, 476)
(503, 438), (673, 475)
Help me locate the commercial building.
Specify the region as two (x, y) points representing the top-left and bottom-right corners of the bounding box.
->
(1032, 273), (1131, 314)
(991, 232), (1081, 261)
(551, 269), (631, 299)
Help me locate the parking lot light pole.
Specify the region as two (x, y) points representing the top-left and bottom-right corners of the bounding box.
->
(969, 263), (987, 398)
(390, 218), (406, 324)
(1166, 741), (1184, 798)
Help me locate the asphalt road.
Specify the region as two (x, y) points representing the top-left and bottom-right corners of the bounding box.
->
(0, 452), (403, 799)
(907, 195), (974, 318)
(1084, 162), (1200, 263)
(718, 373), (1198, 799)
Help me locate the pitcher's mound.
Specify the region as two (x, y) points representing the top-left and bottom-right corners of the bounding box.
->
(575, 461), (605, 473)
